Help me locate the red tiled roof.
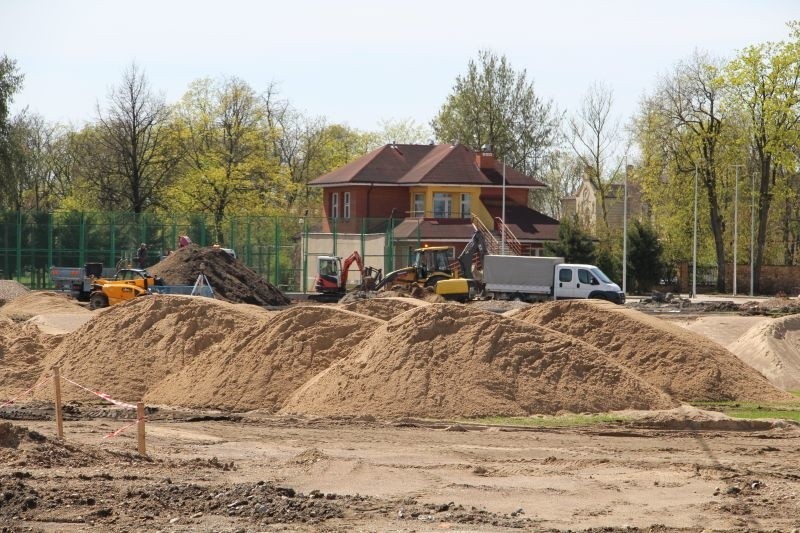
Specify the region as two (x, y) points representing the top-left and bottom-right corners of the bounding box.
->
(310, 143), (546, 188)
(481, 196), (561, 241)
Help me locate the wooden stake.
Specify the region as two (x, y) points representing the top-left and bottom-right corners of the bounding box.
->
(52, 366), (64, 438)
(136, 401), (146, 455)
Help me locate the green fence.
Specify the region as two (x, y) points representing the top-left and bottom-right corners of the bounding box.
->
(0, 211), (418, 292)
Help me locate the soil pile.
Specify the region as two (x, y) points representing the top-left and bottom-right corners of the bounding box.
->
(0, 321), (57, 401)
(0, 291), (88, 320)
(148, 245), (290, 306)
(35, 295), (268, 403)
(339, 297), (426, 320)
(146, 306), (382, 411)
(0, 280), (29, 302)
(728, 315), (800, 391)
(514, 300), (794, 403)
(281, 303), (676, 418)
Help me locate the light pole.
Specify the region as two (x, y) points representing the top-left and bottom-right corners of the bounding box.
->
(750, 171), (756, 296)
(692, 163), (698, 299)
(731, 165), (744, 296)
(501, 159), (506, 255)
(622, 161), (628, 295)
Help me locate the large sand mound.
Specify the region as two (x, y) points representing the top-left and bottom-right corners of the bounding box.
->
(514, 300), (794, 403)
(35, 295), (268, 403)
(281, 304), (676, 418)
(729, 315), (800, 391)
(146, 306), (381, 411)
(149, 245), (290, 306)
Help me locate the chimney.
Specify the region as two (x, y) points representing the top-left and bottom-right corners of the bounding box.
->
(475, 145), (495, 170)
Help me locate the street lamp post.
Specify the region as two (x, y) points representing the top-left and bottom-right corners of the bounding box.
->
(501, 160), (506, 255)
(622, 162), (628, 295)
(692, 163), (698, 299)
(732, 165), (744, 296)
(750, 172), (756, 296)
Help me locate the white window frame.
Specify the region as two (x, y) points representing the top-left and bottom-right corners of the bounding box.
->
(413, 193), (425, 218)
(331, 192), (339, 219)
(433, 192), (452, 218)
(460, 193), (471, 218)
(343, 191), (351, 220)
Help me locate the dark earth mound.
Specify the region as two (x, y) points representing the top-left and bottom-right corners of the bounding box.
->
(148, 245), (289, 306)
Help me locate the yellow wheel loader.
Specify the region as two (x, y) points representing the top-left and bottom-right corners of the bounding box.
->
(88, 268), (161, 310)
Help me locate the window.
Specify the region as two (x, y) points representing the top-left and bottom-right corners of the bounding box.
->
(578, 269), (592, 284)
(460, 193), (471, 218)
(331, 192), (339, 219)
(343, 192), (351, 219)
(413, 193), (424, 218)
(558, 268), (572, 282)
(432, 193), (452, 218)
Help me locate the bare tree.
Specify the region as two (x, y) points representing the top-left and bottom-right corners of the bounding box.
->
(92, 63), (181, 213)
(568, 81), (624, 230)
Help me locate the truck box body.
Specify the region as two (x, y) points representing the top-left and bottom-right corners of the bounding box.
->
(483, 255), (564, 296)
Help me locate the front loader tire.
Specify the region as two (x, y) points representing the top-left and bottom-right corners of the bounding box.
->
(89, 292), (109, 310)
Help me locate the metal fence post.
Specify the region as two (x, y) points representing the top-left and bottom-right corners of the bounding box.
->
(16, 212), (22, 283)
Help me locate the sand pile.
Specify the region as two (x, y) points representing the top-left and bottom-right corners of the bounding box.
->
(0, 321), (57, 401)
(514, 300), (794, 403)
(281, 304), (676, 418)
(339, 297), (427, 321)
(0, 280), (30, 302)
(35, 295), (269, 403)
(728, 315), (800, 391)
(145, 306), (382, 411)
(0, 291), (88, 320)
(148, 245), (290, 306)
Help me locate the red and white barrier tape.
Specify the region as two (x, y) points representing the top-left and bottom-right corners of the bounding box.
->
(0, 378), (50, 409)
(102, 419), (143, 440)
(60, 375), (137, 410)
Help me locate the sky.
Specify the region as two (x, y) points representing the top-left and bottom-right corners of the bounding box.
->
(4, 0), (798, 134)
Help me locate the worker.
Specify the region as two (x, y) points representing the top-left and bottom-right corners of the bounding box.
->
(137, 243), (148, 268)
(178, 235), (192, 248)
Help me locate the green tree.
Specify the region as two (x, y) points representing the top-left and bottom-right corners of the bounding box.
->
(0, 55), (24, 206)
(431, 49), (560, 176)
(725, 23), (800, 290)
(627, 220), (664, 293)
(637, 51), (730, 292)
(171, 77), (276, 242)
(544, 216), (595, 263)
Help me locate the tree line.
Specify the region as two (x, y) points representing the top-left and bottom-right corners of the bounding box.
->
(1, 21), (799, 292)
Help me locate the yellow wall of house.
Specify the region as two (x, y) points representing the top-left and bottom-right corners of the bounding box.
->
(409, 186), (493, 227)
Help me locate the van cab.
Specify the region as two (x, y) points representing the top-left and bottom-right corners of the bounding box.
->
(555, 264), (625, 304)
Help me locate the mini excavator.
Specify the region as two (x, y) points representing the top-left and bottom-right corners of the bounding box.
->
(311, 251), (382, 302)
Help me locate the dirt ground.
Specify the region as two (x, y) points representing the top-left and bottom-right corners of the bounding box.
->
(1, 410), (798, 532)
(2, 293), (800, 531)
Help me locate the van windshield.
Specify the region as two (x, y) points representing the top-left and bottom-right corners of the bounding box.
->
(590, 267), (612, 284)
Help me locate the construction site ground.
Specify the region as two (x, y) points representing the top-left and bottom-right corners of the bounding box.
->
(2, 258), (800, 531)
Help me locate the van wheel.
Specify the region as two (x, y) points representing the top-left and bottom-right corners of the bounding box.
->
(89, 292), (109, 310)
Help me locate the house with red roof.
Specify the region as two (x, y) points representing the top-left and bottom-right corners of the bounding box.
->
(308, 142), (560, 271)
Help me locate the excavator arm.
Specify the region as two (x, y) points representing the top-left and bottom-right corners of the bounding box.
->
(340, 251), (364, 288)
(457, 231), (487, 279)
